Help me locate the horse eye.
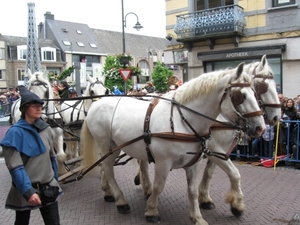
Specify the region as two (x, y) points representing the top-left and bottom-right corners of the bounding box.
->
(243, 93), (246, 99)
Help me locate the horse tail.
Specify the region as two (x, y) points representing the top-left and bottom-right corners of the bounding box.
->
(81, 120), (98, 169)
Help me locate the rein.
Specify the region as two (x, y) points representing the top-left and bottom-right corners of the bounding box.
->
(70, 78), (265, 182)
(253, 74), (282, 109)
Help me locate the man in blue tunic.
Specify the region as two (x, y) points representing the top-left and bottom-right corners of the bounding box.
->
(0, 86), (62, 225)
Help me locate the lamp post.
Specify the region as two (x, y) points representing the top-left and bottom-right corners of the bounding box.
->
(121, 0), (143, 94)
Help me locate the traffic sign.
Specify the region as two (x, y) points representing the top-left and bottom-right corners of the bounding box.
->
(119, 69), (132, 81)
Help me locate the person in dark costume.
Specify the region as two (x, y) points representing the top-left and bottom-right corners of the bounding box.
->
(58, 81), (69, 99)
(0, 86), (62, 225)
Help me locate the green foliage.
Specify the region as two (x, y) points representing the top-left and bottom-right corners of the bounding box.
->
(151, 61), (173, 93)
(48, 66), (75, 81)
(103, 54), (141, 92)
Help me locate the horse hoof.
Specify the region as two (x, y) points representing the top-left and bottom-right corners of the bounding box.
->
(231, 207), (242, 217)
(104, 196), (115, 202)
(146, 215), (161, 223)
(134, 175), (140, 185)
(200, 202), (216, 210)
(117, 204), (131, 214)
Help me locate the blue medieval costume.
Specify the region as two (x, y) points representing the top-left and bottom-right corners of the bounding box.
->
(0, 86), (62, 224)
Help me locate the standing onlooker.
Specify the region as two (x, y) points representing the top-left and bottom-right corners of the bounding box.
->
(295, 95), (300, 112)
(237, 131), (251, 159)
(0, 94), (8, 116)
(278, 93), (284, 105)
(145, 81), (155, 93)
(283, 98), (299, 155)
(262, 124), (275, 157)
(0, 86), (62, 225)
(0, 94), (7, 116)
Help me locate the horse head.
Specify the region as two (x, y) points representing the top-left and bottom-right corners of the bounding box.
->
(27, 69), (51, 100)
(221, 63), (265, 137)
(249, 55), (281, 126)
(27, 69), (54, 120)
(86, 75), (110, 98)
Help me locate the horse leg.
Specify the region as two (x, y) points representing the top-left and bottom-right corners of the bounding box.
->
(185, 162), (208, 225)
(139, 160), (152, 198)
(52, 127), (67, 176)
(53, 127), (66, 162)
(145, 162), (168, 223)
(99, 163), (115, 202)
(209, 157), (245, 217)
(134, 159), (141, 186)
(198, 159), (217, 209)
(101, 150), (130, 214)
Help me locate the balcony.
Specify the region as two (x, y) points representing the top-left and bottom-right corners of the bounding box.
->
(174, 5), (246, 48)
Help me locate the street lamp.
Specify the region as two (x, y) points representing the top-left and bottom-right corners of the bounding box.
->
(121, 0), (143, 93)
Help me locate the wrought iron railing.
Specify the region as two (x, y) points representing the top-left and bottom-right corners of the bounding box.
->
(174, 5), (246, 39)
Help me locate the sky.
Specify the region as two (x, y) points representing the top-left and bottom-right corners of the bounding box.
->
(1, 0), (166, 38)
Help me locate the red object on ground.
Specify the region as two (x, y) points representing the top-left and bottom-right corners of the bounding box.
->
(260, 155), (287, 168)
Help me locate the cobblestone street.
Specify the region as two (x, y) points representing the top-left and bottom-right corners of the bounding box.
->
(0, 157), (300, 225)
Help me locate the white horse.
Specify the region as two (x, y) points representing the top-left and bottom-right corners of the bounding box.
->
(134, 55), (281, 212)
(81, 63), (265, 225)
(10, 69), (66, 175)
(198, 54), (281, 211)
(60, 75), (110, 159)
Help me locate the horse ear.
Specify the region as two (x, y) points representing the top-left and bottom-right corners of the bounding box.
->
(87, 75), (94, 84)
(42, 67), (47, 79)
(99, 75), (106, 83)
(260, 54), (267, 68)
(236, 62), (245, 78)
(27, 68), (33, 79)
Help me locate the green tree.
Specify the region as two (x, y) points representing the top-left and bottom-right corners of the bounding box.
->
(103, 54), (142, 93)
(151, 61), (173, 93)
(48, 65), (75, 81)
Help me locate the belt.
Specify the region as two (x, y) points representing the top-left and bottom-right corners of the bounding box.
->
(12, 178), (53, 189)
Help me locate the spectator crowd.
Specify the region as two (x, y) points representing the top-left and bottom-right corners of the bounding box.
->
(0, 88), (20, 117)
(235, 93), (300, 163)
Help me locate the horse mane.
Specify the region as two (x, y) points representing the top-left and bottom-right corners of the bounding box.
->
(174, 69), (232, 104)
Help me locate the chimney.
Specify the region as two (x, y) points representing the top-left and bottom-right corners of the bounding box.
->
(38, 22), (44, 39)
(44, 11), (54, 20)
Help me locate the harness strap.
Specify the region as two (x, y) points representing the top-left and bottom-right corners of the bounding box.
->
(175, 104), (210, 141)
(143, 98), (160, 163)
(242, 110), (264, 118)
(75, 130), (212, 183)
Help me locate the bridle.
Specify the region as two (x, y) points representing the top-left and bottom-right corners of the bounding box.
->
(89, 78), (110, 101)
(28, 74), (50, 111)
(219, 80), (263, 132)
(252, 66), (282, 118)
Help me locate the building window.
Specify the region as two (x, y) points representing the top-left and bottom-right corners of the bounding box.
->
(63, 41), (71, 46)
(196, 0), (233, 11)
(76, 30), (82, 34)
(89, 43), (97, 48)
(0, 70), (2, 80)
(0, 48), (3, 59)
(204, 56), (282, 93)
(17, 45), (27, 60)
(137, 60), (150, 84)
(77, 42), (85, 47)
(41, 47), (56, 61)
(174, 51), (188, 63)
(273, 0), (295, 7)
(18, 69), (26, 81)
